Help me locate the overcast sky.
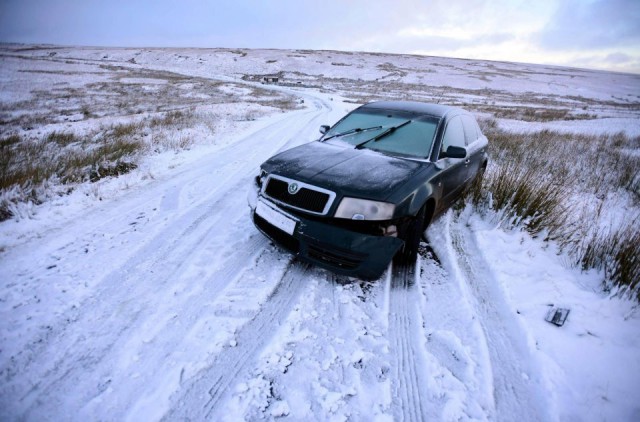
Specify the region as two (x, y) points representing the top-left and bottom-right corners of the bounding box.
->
(1, 0), (639, 73)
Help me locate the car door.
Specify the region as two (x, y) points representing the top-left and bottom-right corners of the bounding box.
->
(462, 114), (487, 184)
(435, 115), (468, 209)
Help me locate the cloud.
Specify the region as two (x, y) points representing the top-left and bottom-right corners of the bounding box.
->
(343, 0), (532, 55)
(1, 0), (639, 73)
(604, 52), (633, 64)
(538, 0), (640, 50)
(374, 30), (516, 55)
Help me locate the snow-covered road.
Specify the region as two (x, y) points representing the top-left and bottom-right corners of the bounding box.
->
(0, 95), (341, 419)
(2, 78), (638, 421)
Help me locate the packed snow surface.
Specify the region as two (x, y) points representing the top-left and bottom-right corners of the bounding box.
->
(1, 45), (639, 421)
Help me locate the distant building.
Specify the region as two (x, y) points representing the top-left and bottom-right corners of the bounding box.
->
(263, 76), (279, 84)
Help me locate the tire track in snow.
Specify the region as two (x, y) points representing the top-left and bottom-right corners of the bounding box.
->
(4, 101), (330, 419)
(388, 261), (434, 421)
(11, 115), (288, 378)
(213, 272), (393, 421)
(448, 220), (552, 422)
(415, 234), (496, 420)
(164, 261), (312, 421)
(15, 189), (269, 420)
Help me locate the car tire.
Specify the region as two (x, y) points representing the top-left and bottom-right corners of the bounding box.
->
(394, 204), (426, 266)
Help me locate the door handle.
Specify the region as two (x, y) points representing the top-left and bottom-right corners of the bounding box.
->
(464, 159), (470, 164)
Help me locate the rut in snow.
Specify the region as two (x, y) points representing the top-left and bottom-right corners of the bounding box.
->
(388, 261), (435, 421)
(9, 177), (272, 420)
(448, 221), (552, 422)
(164, 261), (312, 421)
(0, 99), (330, 420)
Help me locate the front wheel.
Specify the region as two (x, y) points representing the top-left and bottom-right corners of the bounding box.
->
(394, 205), (426, 265)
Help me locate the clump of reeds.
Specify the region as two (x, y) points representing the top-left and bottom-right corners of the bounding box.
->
(0, 128), (143, 221)
(466, 120), (640, 300)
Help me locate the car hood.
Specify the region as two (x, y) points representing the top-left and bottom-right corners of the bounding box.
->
(261, 141), (426, 201)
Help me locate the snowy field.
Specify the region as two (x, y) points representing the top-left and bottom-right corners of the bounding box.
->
(1, 45), (639, 421)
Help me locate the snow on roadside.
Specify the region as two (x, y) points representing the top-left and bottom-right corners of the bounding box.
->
(496, 117), (640, 137)
(416, 245), (495, 420)
(446, 208), (640, 421)
(0, 102), (309, 251)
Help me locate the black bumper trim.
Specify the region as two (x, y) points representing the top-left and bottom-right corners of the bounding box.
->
(252, 206), (403, 280)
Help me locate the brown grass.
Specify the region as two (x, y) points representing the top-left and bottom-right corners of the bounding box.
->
(0, 129), (143, 221)
(477, 106), (597, 122)
(111, 122), (141, 139)
(46, 131), (78, 146)
(575, 220), (640, 296)
(466, 122), (640, 300)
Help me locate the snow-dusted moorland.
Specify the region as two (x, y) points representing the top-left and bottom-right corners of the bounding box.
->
(1, 45), (639, 421)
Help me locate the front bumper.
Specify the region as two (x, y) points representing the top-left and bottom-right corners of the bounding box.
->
(251, 197), (403, 280)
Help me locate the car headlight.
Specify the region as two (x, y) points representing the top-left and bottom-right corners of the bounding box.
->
(334, 197), (395, 220)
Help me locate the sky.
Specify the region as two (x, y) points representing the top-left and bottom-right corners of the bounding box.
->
(1, 0), (639, 74)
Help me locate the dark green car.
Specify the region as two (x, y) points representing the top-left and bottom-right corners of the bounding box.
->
(248, 101), (488, 279)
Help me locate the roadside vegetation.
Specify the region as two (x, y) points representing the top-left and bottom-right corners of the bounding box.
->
(0, 104), (288, 221)
(465, 121), (640, 300)
(0, 57), (301, 222)
(1, 125), (141, 221)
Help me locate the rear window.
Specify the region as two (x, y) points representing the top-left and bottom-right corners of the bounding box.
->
(461, 115), (480, 145)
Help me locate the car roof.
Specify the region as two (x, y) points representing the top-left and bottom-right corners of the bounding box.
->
(359, 101), (462, 119)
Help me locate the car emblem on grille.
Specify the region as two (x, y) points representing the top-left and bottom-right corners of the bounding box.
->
(288, 182), (299, 195)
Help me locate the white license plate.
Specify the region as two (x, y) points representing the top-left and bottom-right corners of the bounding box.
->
(256, 200), (297, 235)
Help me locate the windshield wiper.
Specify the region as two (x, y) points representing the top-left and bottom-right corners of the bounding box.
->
(322, 125), (383, 141)
(355, 120), (412, 149)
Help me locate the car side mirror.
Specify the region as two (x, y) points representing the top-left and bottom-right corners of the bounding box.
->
(442, 145), (467, 159)
(319, 125), (330, 135)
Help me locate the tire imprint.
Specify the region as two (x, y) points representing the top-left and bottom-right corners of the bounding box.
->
(18, 218), (269, 419)
(6, 101), (329, 418)
(448, 221), (552, 422)
(164, 261), (312, 421)
(388, 261), (433, 421)
(13, 166), (262, 388)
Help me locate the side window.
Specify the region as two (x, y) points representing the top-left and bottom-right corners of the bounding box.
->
(462, 115), (479, 146)
(440, 116), (465, 156)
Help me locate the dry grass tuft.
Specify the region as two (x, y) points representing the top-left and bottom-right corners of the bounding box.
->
(150, 110), (190, 128)
(111, 122), (141, 139)
(483, 163), (570, 237)
(46, 131), (78, 146)
(0, 129), (143, 221)
(478, 106), (597, 122)
(574, 220), (640, 296)
(466, 123), (640, 300)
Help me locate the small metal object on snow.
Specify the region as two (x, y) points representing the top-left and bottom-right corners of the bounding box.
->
(545, 307), (570, 327)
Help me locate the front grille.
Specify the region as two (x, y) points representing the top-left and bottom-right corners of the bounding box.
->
(265, 178), (331, 214)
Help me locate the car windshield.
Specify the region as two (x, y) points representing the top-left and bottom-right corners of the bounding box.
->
(322, 109), (438, 158)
